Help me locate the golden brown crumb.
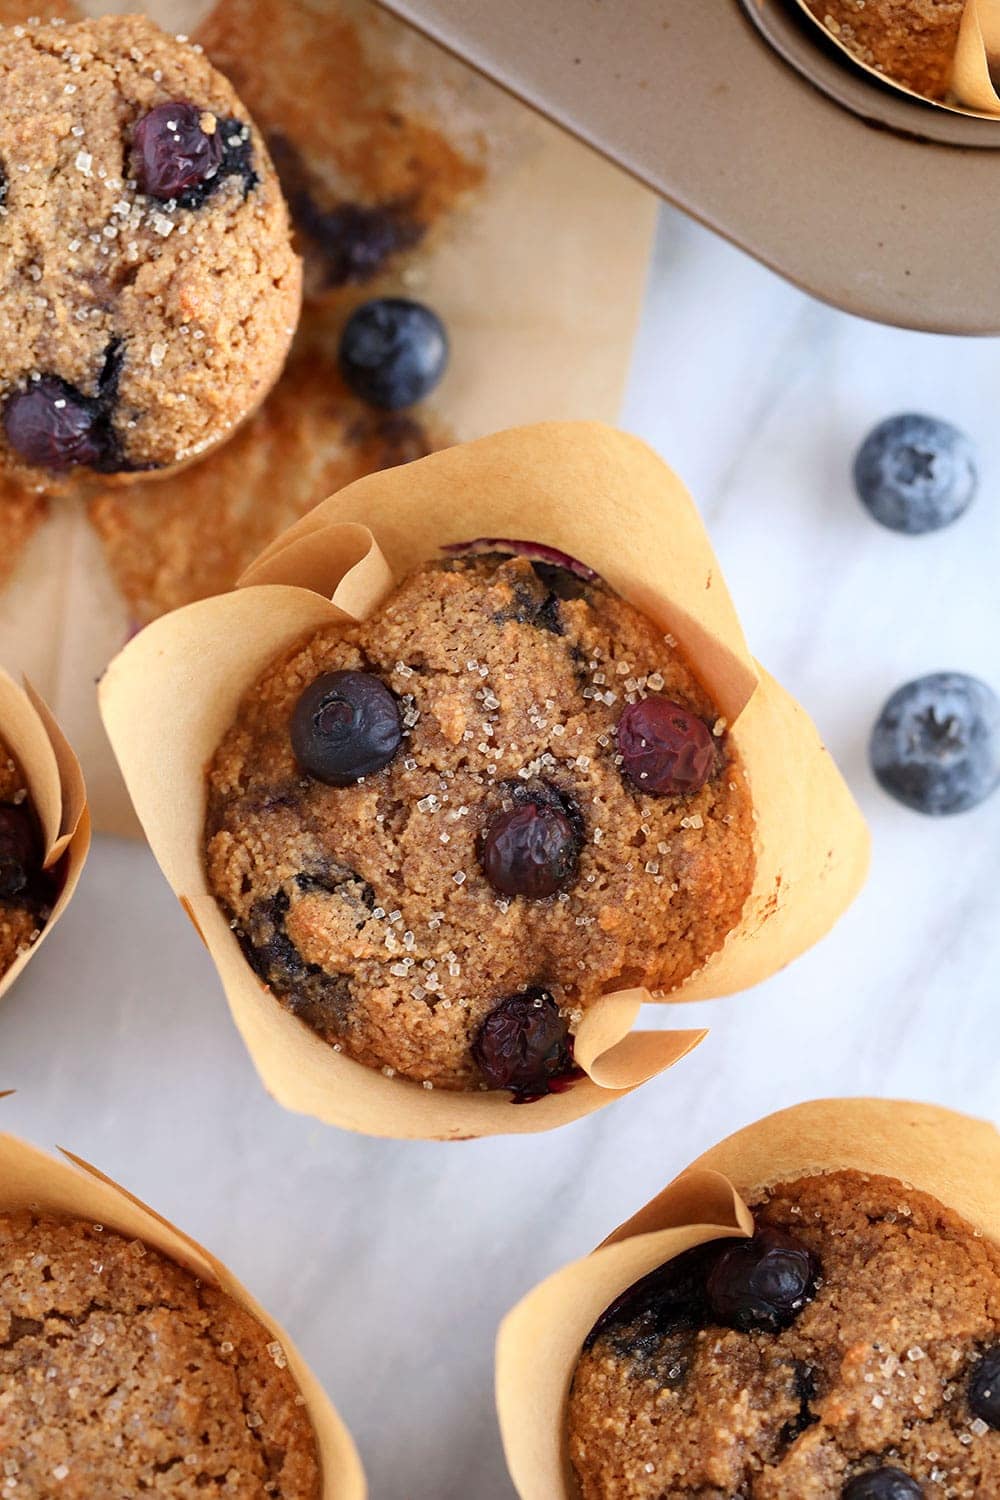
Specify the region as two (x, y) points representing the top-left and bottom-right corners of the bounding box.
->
(569, 1170), (1000, 1498)
(0, 1211), (322, 1498)
(205, 555), (755, 1090)
(805, 0), (964, 99)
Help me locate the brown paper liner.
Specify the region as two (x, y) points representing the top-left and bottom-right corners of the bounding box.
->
(0, 670), (90, 1002)
(953, 0), (1000, 109)
(793, 0), (1000, 117)
(99, 422), (868, 1139)
(495, 1097), (1000, 1500)
(0, 1125), (365, 1497)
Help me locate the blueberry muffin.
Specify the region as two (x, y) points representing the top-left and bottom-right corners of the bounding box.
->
(0, 1211), (321, 1497)
(569, 1170), (1000, 1498)
(204, 552), (755, 1096)
(0, 733), (55, 978)
(0, 13), (301, 482)
(806, 0), (964, 100)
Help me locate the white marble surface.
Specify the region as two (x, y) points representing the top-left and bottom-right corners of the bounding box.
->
(3, 204), (1000, 1500)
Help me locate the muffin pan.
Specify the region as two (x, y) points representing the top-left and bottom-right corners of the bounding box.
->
(376, 0), (1000, 332)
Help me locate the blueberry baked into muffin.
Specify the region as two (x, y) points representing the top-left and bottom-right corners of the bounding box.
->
(805, 0), (965, 101)
(569, 1170), (1000, 1498)
(0, 13), (300, 481)
(0, 731), (54, 978)
(0, 1211), (321, 1497)
(204, 551), (755, 1096)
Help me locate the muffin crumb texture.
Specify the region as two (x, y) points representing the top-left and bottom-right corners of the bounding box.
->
(569, 1170), (1000, 1497)
(204, 554), (754, 1092)
(805, 0), (965, 99)
(0, 1211), (321, 1498)
(0, 12), (300, 479)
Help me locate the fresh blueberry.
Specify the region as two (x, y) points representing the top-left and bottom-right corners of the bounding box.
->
(0, 804), (40, 900)
(870, 672), (1000, 815)
(705, 1226), (819, 1333)
(842, 1469), (923, 1500)
(471, 989), (579, 1099)
(854, 413), (977, 535)
(616, 697), (716, 797)
(4, 378), (107, 472)
(133, 101), (224, 201)
(338, 298), (448, 410)
(968, 1346), (1000, 1428)
(291, 670), (401, 786)
(479, 794), (580, 899)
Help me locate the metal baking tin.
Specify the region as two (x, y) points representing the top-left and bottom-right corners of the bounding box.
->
(374, 0), (1000, 333)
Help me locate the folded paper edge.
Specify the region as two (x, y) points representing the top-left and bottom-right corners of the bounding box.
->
(495, 1170), (753, 1500)
(0, 1129), (366, 1499)
(0, 672), (90, 1003)
(791, 0), (1000, 116)
(494, 1098), (1000, 1499)
(100, 422), (866, 1139)
(190, 886), (704, 1140)
(953, 0), (1000, 111)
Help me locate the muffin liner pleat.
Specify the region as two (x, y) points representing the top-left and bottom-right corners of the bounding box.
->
(99, 421), (868, 1139)
(793, 0), (1000, 116)
(495, 1097), (1000, 1499)
(0, 670), (90, 1001)
(0, 1124), (366, 1498)
(952, 0), (1000, 109)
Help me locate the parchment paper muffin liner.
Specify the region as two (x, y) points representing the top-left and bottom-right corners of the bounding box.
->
(0, 670), (89, 1001)
(495, 1096), (1000, 1499)
(794, 0), (1000, 115)
(0, 1122), (365, 1497)
(99, 421), (869, 1140)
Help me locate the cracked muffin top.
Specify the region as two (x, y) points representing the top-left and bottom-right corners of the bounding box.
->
(568, 1170), (1000, 1499)
(204, 552), (755, 1097)
(0, 13), (300, 481)
(0, 1210), (321, 1498)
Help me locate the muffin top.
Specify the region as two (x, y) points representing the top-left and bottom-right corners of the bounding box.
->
(804, 0), (964, 101)
(0, 1210), (321, 1498)
(569, 1169), (1000, 1498)
(0, 731), (54, 977)
(0, 13), (301, 480)
(205, 552), (755, 1094)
